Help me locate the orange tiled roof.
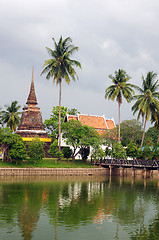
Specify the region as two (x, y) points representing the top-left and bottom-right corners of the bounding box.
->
(106, 119), (116, 129)
(79, 115), (107, 130)
(67, 116), (78, 121)
(66, 114), (115, 134)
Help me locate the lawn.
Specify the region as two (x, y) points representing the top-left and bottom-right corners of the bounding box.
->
(0, 158), (94, 168)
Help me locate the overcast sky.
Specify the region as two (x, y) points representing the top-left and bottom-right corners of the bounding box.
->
(1, 0), (159, 128)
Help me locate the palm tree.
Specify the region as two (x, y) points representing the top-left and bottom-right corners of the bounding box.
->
(2, 100), (21, 131)
(132, 71), (159, 149)
(41, 36), (81, 151)
(105, 69), (135, 142)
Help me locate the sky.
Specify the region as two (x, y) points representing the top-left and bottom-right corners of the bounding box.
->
(0, 0), (159, 129)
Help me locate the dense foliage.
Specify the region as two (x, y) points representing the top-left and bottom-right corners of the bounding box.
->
(0, 128), (26, 162)
(62, 120), (100, 160)
(44, 106), (68, 141)
(49, 140), (64, 160)
(111, 142), (127, 159)
(27, 137), (45, 161)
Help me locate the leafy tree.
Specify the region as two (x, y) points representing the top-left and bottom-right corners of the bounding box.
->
(105, 69), (135, 142)
(111, 142), (127, 159)
(119, 119), (143, 146)
(132, 71), (159, 149)
(152, 143), (159, 160)
(27, 137), (45, 161)
(41, 36), (81, 151)
(62, 147), (72, 161)
(49, 139), (63, 160)
(0, 128), (26, 162)
(44, 106), (68, 141)
(62, 120), (100, 160)
(67, 108), (80, 115)
(101, 128), (117, 146)
(2, 100), (21, 131)
(145, 126), (159, 144)
(91, 145), (105, 161)
(139, 145), (153, 160)
(44, 106), (80, 142)
(126, 141), (139, 159)
(9, 139), (26, 164)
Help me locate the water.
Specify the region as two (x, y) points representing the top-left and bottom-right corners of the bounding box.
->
(0, 175), (159, 240)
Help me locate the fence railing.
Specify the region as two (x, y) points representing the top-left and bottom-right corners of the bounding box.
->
(94, 158), (159, 169)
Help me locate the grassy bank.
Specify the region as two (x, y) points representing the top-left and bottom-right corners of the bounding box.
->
(0, 158), (94, 168)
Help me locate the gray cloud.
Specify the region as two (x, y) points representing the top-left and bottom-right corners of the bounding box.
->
(0, 0), (159, 130)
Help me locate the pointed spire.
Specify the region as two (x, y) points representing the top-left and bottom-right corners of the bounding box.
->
(26, 66), (38, 106)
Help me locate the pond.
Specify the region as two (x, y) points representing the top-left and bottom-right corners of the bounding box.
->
(0, 175), (159, 240)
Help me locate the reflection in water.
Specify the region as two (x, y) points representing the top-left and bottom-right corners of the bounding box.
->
(0, 175), (159, 239)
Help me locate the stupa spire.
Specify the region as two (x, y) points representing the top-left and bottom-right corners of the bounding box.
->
(26, 66), (38, 106)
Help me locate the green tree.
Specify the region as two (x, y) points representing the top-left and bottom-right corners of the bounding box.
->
(126, 141), (139, 159)
(9, 138), (26, 164)
(67, 108), (80, 115)
(119, 119), (143, 147)
(145, 126), (159, 144)
(27, 137), (45, 161)
(101, 128), (117, 146)
(139, 145), (153, 160)
(49, 139), (64, 160)
(132, 71), (159, 149)
(62, 120), (100, 160)
(105, 69), (135, 142)
(62, 147), (72, 161)
(41, 36), (81, 151)
(111, 142), (127, 159)
(2, 101), (21, 131)
(44, 106), (68, 141)
(0, 128), (26, 162)
(91, 145), (105, 161)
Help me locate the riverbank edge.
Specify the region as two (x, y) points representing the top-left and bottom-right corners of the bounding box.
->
(0, 167), (108, 176)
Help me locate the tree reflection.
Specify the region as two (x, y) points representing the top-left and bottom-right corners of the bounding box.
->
(0, 177), (159, 240)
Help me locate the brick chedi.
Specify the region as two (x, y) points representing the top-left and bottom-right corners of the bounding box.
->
(16, 67), (51, 143)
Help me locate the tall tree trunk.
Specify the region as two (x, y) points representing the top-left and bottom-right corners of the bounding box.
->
(157, 135), (159, 144)
(58, 79), (62, 152)
(140, 117), (147, 150)
(118, 102), (121, 142)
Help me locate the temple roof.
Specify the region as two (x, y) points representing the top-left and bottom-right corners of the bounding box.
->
(66, 114), (116, 135)
(26, 67), (38, 106)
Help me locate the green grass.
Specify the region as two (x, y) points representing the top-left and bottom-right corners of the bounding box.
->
(0, 158), (94, 168)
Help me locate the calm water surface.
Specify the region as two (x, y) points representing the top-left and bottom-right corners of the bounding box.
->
(0, 175), (159, 240)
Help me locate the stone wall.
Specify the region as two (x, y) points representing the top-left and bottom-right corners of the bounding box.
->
(0, 168), (108, 176)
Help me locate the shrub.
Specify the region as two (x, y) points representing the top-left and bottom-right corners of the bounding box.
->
(28, 137), (45, 161)
(62, 147), (72, 160)
(49, 140), (63, 160)
(111, 142), (127, 159)
(9, 139), (26, 163)
(126, 141), (139, 159)
(91, 145), (105, 161)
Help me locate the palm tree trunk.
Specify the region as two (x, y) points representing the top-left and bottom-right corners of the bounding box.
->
(118, 102), (121, 142)
(58, 79), (62, 152)
(140, 117), (147, 150)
